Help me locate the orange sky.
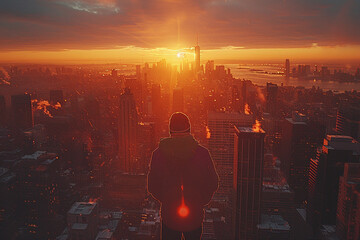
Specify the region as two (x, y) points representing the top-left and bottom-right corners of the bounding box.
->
(1, 45), (360, 64)
(0, 0), (360, 64)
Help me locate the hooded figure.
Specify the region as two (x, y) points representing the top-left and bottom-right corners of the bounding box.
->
(148, 112), (219, 240)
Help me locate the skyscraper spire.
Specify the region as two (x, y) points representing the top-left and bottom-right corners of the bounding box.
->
(195, 35), (200, 72)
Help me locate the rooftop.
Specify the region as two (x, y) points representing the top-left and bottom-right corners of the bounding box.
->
(320, 225), (340, 240)
(263, 183), (292, 193)
(235, 126), (265, 134)
(297, 208), (306, 222)
(323, 135), (360, 153)
(96, 229), (113, 240)
(68, 202), (97, 215)
(71, 223), (88, 230)
(257, 215), (290, 231)
(286, 117), (307, 125)
(326, 135), (355, 143)
(289, 111), (308, 123)
(22, 151), (46, 160)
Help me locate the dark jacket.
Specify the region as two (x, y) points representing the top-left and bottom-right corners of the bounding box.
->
(147, 135), (219, 232)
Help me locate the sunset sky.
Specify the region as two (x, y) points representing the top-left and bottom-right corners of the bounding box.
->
(0, 0), (360, 64)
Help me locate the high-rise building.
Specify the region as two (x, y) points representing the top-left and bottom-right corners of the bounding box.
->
(15, 151), (60, 239)
(307, 135), (360, 230)
(136, 65), (141, 80)
(336, 163), (360, 240)
(336, 104), (360, 141)
(233, 125), (265, 240)
(137, 122), (156, 173)
(285, 59), (290, 79)
(280, 111), (311, 202)
(231, 85), (241, 112)
(205, 60), (214, 76)
(11, 94), (33, 129)
(195, 45), (200, 72)
(207, 112), (253, 202)
(67, 202), (99, 240)
(215, 65), (226, 79)
(135, 65), (145, 111)
(266, 82), (278, 116)
(118, 88), (138, 172)
(172, 88), (184, 112)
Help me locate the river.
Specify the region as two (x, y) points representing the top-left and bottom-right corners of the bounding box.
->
(224, 63), (360, 92)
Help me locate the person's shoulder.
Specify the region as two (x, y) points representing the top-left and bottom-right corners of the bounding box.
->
(151, 147), (160, 157)
(196, 144), (211, 156)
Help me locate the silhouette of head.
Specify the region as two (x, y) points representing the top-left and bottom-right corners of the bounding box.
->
(169, 112), (190, 135)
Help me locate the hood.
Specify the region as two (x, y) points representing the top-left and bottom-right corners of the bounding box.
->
(159, 135), (198, 169)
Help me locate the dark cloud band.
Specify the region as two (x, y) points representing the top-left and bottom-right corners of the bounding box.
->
(0, 0), (359, 50)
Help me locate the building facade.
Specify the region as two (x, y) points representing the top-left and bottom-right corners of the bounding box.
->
(233, 126), (265, 240)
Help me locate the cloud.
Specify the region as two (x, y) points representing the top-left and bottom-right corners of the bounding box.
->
(0, 0), (359, 51)
(55, 0), (121, 15)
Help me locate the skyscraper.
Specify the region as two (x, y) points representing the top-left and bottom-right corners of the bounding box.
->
(118, 88), (138, 172)
(336, 163), (360, 240)
(195, 44), (200, 72)
(266, 83), (278, 116)
(231, 85), (241, 112)
(336, 104), (360, 141)
(307, 135), (360, 230)
(17, 151), (59, 238)
(207, 112), (253, 202)
(136, 122), (156, 173)
(11, 94), (33, 129)
(233, 125), (265, 240)
(280, 111), (311, 202)
(136, 64), (141, 80)
(205, 60), (214, 76)
(285, 59), (290, 79)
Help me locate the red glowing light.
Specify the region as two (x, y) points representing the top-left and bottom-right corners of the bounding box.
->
(178, 204), (189, 217)
(178, 184), (189, 217)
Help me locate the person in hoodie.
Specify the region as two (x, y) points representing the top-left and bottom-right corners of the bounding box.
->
(148, 112), (219, 240)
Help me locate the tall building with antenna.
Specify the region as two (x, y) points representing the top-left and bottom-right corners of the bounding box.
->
(195, 37), (200, 72)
